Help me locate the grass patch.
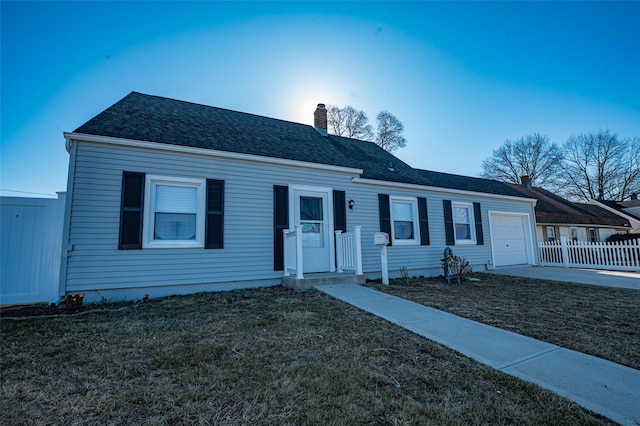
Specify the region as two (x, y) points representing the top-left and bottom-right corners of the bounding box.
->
(0, 287), (613, 425)
(368, 273), (640, 370)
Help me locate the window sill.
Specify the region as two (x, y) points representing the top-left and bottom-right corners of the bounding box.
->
(392, 239), (420, 246)
(143, 240), (204, 249)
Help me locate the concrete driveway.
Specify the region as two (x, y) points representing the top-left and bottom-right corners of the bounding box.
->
(487, 266), (640, 290)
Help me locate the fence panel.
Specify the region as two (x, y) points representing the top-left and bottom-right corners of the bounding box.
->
(1, 195), (65, 305)
(538, 237), (640, 271)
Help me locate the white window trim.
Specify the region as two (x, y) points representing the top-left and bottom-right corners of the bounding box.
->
(546, 226), (556, 242)
(143, 175), (206, 249)
(452, 202), (476, 244)
(389, 196), (420, 245)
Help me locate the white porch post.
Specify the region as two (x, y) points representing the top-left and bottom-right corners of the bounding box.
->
(295, 225), (304, 279)
(282, 229), (290, 277)
(560, 236), (570, 268)
(354, 226), (363, 275)
(335, 230), (344, 273)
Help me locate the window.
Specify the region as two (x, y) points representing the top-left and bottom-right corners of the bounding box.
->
(379, 194), (429, 247)
(546, 226), (556, 242)
(300, 196), (324, 248)
(390, 197), (419, 244)
(570, 227), (578, 242)
(589, 228), (598, 243)
(143, 175), (206, 248)
(452, 203), (475, 243)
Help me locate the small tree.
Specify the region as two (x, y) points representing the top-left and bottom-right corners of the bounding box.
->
(327, 104), (407, 153)
(375, 111), (406, 153)
(327, 105), (373, 140)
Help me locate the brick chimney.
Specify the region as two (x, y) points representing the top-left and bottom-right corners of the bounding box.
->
(314, 103), (328, 136)
(520, 175), (531, 189)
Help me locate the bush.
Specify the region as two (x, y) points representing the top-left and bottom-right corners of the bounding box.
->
(606, 233), (640, 243)
(441, 255), (472, 284)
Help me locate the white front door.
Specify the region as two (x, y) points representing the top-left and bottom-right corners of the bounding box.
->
(293, 189), (332, 273)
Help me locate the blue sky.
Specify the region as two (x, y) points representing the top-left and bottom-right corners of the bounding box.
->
(2, 1), (639, 197)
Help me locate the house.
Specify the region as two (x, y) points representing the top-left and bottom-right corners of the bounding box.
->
(589, 196), (640, 232)
(505, 178), (631, 243)
(60, 92), (538, 302)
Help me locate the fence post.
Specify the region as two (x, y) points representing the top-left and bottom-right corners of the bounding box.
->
(560, 237), (570, 268)
(354, 226), (363, 275)
(335, 230), (343, 273)
(282, 229), (290, 277)
(295, 225), (304, 279)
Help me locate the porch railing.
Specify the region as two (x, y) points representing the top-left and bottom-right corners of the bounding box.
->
(283, 225), (303, 279)
(538, 237), (640, 271)
(283, 225), (363, 279)
(335, 226), (363, 275)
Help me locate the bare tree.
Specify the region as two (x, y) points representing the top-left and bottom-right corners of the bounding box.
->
(327, 105), (373, 140)
(480, 134), (564, 188)
(375, 111), (406, 153)
(561, 130), (640, 201)
(326, 105), (408, 153)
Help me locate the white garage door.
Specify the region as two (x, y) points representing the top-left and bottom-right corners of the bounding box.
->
(490, 213), (529, 267)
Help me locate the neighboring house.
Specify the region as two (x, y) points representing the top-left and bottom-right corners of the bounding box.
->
(505, 179), (631, 244)
(60, 92), (538, 302)
(590, 197), (640, 232)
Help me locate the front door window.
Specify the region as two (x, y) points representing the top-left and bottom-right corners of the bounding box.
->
(300, 196), (324, 248)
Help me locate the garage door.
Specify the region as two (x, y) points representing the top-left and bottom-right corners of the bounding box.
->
(490, 213), (529, 267)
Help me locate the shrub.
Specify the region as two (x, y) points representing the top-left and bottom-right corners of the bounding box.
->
(606, 233), (640, 243)
(441, 255), (472, 284)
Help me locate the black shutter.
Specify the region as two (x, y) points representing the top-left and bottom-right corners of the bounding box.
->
(473, 202), (484, 245)
(273, 185), (289, 271)
(205, 179), (224, 249)
(417, 197), (430, 246)
(333, 190), (347, 233)
(119, 171), (145, 250)
(443, 199), (455, 246)
(378, 194), (392, 246)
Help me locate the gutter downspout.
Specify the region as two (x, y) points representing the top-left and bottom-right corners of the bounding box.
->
(57, 137), (77, 303)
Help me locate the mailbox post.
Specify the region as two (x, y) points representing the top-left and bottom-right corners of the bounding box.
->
(374, 232), (390, 285)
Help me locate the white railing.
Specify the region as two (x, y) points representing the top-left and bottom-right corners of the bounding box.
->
(335, 226), (363, 275)
(539, 237), (640, 271)
(283, 225), (304, 279)
(283, 225), (364, 280)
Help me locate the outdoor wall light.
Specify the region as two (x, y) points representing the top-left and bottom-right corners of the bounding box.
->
(348, 199), (355, 209)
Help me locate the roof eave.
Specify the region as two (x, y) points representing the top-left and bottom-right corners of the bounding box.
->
(352, 177), (537, 203)
(64, 132), (365, 176)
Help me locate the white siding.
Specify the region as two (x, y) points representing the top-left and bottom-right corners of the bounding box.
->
(64, 141), (537, 301)
(350, 182), (537, 275)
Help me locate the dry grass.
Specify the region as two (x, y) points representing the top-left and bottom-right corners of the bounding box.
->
(368, 273), (640, 370)
(0, 287), (614, 425)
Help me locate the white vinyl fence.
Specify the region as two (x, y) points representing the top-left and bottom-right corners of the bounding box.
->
(0, 194), (65, 305)
(538, 236), (640, 271)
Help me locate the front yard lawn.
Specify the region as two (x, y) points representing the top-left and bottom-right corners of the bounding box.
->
(0, 286), (613, 425)
(367, 272), (640, 370)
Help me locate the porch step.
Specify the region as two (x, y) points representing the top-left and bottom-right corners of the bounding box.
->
(282, 272), (366, 292)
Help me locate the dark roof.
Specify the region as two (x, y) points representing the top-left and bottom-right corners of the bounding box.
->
(414, 169), (526, 198)
(597, 200), (640, 221)
(505, 184), (630, 227)
(74, 92), (529, 198)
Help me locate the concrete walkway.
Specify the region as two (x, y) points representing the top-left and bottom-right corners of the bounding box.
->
(487, 265), (640, 290)
(315, 283), (640, 426)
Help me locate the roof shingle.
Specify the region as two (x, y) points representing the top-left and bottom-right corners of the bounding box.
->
(74, 92), (528, 199)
